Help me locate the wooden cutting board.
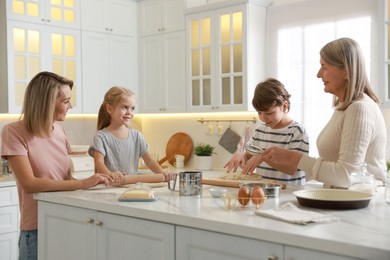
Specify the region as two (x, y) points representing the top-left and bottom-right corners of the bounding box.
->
(158, 132), (193, 166)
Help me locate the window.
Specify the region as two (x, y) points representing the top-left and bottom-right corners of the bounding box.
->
(276, 17), (371, 156)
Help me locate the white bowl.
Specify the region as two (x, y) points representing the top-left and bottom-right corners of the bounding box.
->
(208, 188), (227, 198)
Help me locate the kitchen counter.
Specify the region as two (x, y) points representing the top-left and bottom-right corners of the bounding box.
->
(0, 173), (16, 187)
(34, 170), (390, 259)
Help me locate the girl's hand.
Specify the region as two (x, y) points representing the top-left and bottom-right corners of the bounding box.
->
(241, 155), (263, 175)
(161, 171), (175, 182)
(109, 171), (124, 183)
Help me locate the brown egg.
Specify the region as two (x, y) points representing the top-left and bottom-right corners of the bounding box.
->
(237, 186), (250, 207)
(251, 186), (266, 208)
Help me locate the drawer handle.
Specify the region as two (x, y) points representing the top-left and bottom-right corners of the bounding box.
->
(86, 218), (94, 224)
(95, 220), (103, 227)
(267, 256), (278, 260)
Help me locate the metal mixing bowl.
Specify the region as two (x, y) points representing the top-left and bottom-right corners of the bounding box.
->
(240, 182), (282, 198)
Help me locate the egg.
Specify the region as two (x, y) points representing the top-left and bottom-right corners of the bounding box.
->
(251, 186), (266, 208)
(237, 186), (250, 207)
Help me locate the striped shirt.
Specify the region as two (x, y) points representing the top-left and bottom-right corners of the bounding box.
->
(249, 121), (309, 185)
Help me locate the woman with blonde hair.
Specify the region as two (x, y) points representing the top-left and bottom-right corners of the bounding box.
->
(1, 71), (111, 260)
(260, 38), (387, 188)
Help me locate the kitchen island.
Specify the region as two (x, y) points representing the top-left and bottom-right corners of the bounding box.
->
(35, 170), (390, 260)
(0, 174), (19, 260)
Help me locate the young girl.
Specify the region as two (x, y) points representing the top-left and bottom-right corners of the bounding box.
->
(88, 86), (168, 185)
(224, 78), (309, 185)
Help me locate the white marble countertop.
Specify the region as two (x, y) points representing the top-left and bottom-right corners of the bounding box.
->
(34, 170), (390, 259)
(0, 173), (16, 187)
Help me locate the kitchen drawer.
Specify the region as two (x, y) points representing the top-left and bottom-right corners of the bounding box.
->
(0, 206), (18, 234)
(0, 186), (18, 207)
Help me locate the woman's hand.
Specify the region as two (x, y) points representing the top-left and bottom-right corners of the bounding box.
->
(109, 171), (125, 184)
(261, 146), (303, 175)
(80, 174), (113, 189)
(224, 152), (246, 173)
(241, 155), (263, 175)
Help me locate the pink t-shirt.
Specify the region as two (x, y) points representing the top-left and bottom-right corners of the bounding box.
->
(1, 121), (71, 230)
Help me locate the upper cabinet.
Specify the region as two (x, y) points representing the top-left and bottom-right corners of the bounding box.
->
(0, 0), (82, 113)
(6, 0), (80, 29)
(139, 31), (186, 113)
(186, 0), (270, 112)
(138, 0), (186, 113)
(81, 32), (137, 114)
(81, 0), (136, 36)
(80, 0), (137, 113)
(139, 0), (185, 36)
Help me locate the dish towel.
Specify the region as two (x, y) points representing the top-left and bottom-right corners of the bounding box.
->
(255, 202), (340, 225)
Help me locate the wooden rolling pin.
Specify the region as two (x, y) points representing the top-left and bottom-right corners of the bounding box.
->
(201, 179), (241, 188)
(202, 178), (287, 189)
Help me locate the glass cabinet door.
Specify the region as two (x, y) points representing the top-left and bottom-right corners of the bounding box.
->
(48, 27), (81, 113)
(218, 10), (243, 106)
(187, 6), (246, 112)
(7, 0), (80, 29)
(7, 21), (81, 113)
(8, 21), (44, 112)
(189, 13), (215, 110)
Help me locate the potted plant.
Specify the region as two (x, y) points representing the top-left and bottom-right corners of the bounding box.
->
(193, 143), (216, 170)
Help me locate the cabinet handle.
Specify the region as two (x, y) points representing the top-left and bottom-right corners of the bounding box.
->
(161, 28), (165, 31)
(86, 218), (94, 224)
(267, 256), (278, 260)
(46, 19), (50, 22)
(95, 220), (103, 227)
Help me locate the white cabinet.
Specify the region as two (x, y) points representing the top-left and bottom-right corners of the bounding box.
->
(186, 2), (268, 112)
(80, 0), (137, 114)
(284, 246), (357, 260)
(139, 31), (186, 113)
(176, 226), (283, 260)
(0, 185), (19, 260)
(81, 32), (137, 114)
(176, 227), (358, 260)
(139, 0), (185, 36)
(6, 0), (80, 29)
(38, 201), (175, 260)
(138, 0), (186, 113)
(0, 1), (82, 113)
(81, 0), (136, 36)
